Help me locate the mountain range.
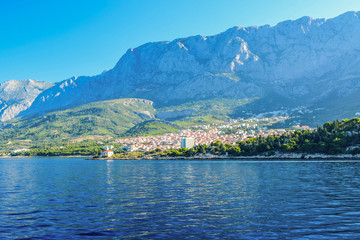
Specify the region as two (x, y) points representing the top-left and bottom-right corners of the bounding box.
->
(0, 80), (53, 121)
(2, 11), (360, 128)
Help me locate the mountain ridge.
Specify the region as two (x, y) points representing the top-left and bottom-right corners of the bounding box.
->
(4, 11), (360, 124)
(0, 79), (54, 121)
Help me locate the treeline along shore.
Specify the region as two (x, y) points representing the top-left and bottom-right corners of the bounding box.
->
(6, 118), (360, 160)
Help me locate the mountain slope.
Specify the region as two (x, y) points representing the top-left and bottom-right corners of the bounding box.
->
(122, 120), (181, 137)
(14, 11), (360, 124)
(0, 79), (54, 121)
(0, 98), (155, 148)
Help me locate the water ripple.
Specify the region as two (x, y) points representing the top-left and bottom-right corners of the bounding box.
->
(1, 158), (360, 239)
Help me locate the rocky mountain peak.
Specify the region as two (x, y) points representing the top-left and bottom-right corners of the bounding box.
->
(8, 11), (360, 121)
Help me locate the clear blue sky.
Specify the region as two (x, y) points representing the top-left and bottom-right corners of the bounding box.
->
(1, 0), (360, 83)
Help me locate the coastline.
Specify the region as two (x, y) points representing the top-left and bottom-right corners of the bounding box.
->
(91, 153), (360, 161)
(2, 153), (360, 161)
(0, 155), (92, 158)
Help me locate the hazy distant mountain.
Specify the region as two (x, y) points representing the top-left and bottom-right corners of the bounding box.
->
(14, 11), (360, 122)
(0, 79), (53, 121)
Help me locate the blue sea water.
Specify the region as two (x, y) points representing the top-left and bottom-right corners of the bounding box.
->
(0, 158), (360, 239)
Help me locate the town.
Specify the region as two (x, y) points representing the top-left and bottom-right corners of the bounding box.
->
(105, 116), (311, 155)
(5, 116), (312, 157)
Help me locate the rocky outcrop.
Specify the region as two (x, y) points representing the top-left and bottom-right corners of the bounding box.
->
(0, 79), (54, 121)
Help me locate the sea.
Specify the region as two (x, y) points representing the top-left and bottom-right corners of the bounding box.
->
(1, 157), (360, 239)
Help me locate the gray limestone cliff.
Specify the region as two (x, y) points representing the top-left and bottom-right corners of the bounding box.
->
(0, 79), (54, 121)
(14, 11), (360, 118)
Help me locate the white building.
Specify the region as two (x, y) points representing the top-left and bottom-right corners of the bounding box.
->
(100, 150), (114, 157)
(119, 146), (138, 152)
(181, 138), (195, 149)
(103, 145), (114, 150)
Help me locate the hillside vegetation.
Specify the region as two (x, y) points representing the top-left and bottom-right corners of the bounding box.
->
(0, 98), (155, 150)
(122, 120), (181, 137)
(0, 98), (257, 150)
(157, 98), (254, 127)
(8, 118), (360, 158)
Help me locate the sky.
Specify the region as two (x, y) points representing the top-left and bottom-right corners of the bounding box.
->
(1, 0), (360, 83)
